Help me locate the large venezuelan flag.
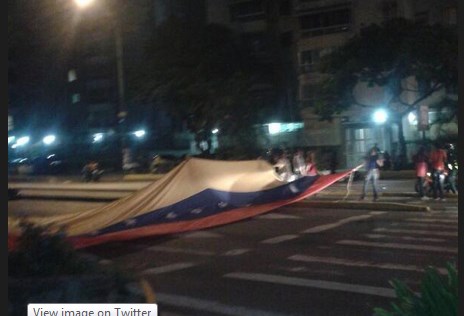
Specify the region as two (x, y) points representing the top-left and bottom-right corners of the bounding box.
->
(8, 158), (359, 249)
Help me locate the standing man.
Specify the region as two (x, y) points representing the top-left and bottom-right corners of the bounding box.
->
(429, 143), (447, 200)
(359, 146), (384, 201)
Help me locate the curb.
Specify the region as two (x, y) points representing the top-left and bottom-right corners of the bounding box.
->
(381, 192), (458, 199)
(291, 200), (430, 212)
(123, 174), (164, 182)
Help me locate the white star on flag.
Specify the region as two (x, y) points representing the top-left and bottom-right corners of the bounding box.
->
(124, 218), (137, 226)
(191, 208), (203, 214)
(166, 212), (178, 219)
(218, 201), (228, 208)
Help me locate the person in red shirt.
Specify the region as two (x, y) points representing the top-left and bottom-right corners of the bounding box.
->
(429, 143), (447, 200)
(412, 146), (429, 199)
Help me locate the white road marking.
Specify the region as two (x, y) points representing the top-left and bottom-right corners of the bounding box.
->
(147, 246), (215, 256)
(369, 211), (387, 215)
(336, 240), (458, 254)
(261, 235), (299, 244)
(257, 213), (301, 219)
(224, 272), (396, 298)
(406, 218), (457, 224)
(364, 234), (446, 243)
(391, 222), (457, 230)
(222, 249), (251, 256)
(155, 293), (290, 316)
(302, 215), (373, 233)
(288, 254), (447, 274)
(141, 262), (196, 275)
(181, 231), (223, 239)
(373, 227), (457, 237)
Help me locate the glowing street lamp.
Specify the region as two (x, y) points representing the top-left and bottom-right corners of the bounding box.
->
(73, 0), (95, 8)
(133, 130), (146, 138)
(372, 109), (388, 124)
(43, 135), (56, 145)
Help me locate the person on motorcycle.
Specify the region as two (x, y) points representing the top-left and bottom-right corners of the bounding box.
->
(429, 143), (447, 200)
(412, 146), (429, 200)
(82, 161), (103, 182)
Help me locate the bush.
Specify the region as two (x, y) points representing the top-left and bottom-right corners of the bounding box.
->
(9, 222), (149, 315)
(373, 262), (458, 316)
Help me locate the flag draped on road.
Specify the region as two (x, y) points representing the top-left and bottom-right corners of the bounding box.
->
(8, 158), (359, 249)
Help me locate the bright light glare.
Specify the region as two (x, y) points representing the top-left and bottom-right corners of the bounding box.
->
(372, 109), (388, 124)
(16, 136), (30, 146)
(268, 123), (281, 135)
(92, 133), (104, 143)
(8, 136), (15, 144)
(133, 130), (146, 138)
(211, 128), (219, 134)
(74, 0), (95, 8)
(43, 135), (56, 145)
(408, 112), (417, 125)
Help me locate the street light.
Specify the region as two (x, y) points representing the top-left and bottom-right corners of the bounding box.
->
(74, 0), (127, 169)
(372, 109), (388, 124)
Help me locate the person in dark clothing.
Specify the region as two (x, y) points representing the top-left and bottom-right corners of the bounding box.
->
(429, 143), (447, 200)
(359, 146), (384, 201)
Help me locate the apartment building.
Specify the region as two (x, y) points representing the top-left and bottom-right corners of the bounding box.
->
(207, 0), (457, 168)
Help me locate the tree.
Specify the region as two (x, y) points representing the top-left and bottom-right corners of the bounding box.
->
(315, 18), (457, 167)
(132, 18), (265, 155)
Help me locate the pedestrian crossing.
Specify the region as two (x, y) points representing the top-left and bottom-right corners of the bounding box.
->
(109, 208), (458, 315)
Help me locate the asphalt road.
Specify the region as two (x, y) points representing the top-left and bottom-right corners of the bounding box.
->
(8, 193), (458, 316)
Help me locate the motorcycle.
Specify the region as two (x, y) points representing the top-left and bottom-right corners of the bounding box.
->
(81, 161), (104, 182)
(415, 162), (458, 195)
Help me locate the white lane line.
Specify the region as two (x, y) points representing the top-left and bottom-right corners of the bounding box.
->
(391, 222), (457, 230)
(406, 218), (457, 224)
(141, 262), (196, 275)
(181, 231), (223, 238)
(261, 235), (299, 244)
(257, 213), (301, 219)
(147, 246), (215, 256)
(369, 211), (387, 215)
(224, 272), (396, 298)
(364, 234), (446, 243)
(373, 227), (457, 237)
(288, 254), (447, 275)
(155, 293), (290, 316)
(302, 214), (373, 233)
(336, 240), (458, 254)
(222, 249), (251, 256)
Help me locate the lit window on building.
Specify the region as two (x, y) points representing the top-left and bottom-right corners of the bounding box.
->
(72, 93), (81, 104)
(68, 69), (77, 82)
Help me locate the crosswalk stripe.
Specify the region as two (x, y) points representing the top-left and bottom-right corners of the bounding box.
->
(156, 293), (290, 316)
(302, 214), (372, 233)
(141, 262), (196, 275)
(288, 254), (447, 274)
(261, 235), (299, 244)
(373, 227), (457, 237)
(147, 246), (215, 256)
(364, 234), (446, 243)
(391, 223), (457, 230)
(336, 240), (458, 253)
(406, 218), (457, 224)
(257, 213), (301, 219)
(224, 272), (396, 298)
